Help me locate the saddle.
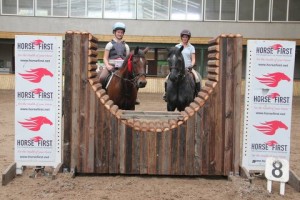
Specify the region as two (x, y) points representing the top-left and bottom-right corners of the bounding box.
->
(98, 67), (116, 90)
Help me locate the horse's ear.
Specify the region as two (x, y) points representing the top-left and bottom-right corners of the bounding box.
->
(134, 46), (139, 55)
(143, 47), (150, 54)
(179, 45), (184, 52)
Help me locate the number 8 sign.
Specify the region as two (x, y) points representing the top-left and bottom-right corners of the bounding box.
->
(265, 157), (289, 195)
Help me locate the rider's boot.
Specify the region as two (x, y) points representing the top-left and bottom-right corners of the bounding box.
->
(163, 82), (167, 102)
(196, 82), (201, 94)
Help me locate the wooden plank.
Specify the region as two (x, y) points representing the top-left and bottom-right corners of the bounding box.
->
(223, 37), (234, 175)
(139, 131), (148, 174)
(233, 36), (243, 175)
(125, 126), (133, 173)
(171, 128), (179, 174)
(119, 122), (126, 173)
(162, 131), (171, 174)
(109, 112), (120, 173)
(86, 85), (95, 172)
(178, 123), (186, 175)
(185, 114), (195, 175)
(147, 131), (157, 174)
(70, 33), (81, 172)
(63, 32), (73, 169)
(2, 162), (16, 186)
(79, 34), (89, 172)
(194, 108), (204, 175)
(131, 130), (141, 174)
(156, 131), (163, 174)
(94, 95), (103, 173)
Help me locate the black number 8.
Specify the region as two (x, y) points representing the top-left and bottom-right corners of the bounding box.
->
(272, 161), (283, 178)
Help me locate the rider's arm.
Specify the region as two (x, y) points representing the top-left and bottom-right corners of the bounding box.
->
(191, 53), (196, 67)
(103, 42), (114, 71)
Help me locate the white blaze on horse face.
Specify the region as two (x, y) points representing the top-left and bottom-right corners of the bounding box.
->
(139, 57), (144, 64)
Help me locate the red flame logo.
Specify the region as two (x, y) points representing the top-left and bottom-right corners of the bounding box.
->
(19, 68), (53, 83)
(253, 120), (288, 135)
(256, 72), (290, 87)
(267, 92), (280, 99)
(18, 116), (53, 131)
(31, 88), (44, 94)
(32, 39), (44, 45)
(271, 44), (283, 50)
(31, 136), (43, 142)
(265, 140), (278, 146)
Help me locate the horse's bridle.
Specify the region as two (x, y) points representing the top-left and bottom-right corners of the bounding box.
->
(112, 54), (147, 87)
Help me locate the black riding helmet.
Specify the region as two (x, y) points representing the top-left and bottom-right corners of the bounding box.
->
(180, 29), (191, 39)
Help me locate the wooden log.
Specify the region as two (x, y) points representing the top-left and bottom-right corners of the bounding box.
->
(170, 128), (179, 174)
(70, 33), (81, 171)
(91, 83), (101, 92)
(110, 105), (119, 115)
(109, 112), (120, 173)
(85, 85), (95, 172)
(198, 91), (209, 101)
(88, 77), (100, 85)
(88, 63), (98, 71)
(178, 123), (186, 175)
(201, 86), (213, 95)
(208, 52), (220, 60)
(88, 49), (98, 57)
(207, 66), (219, 74)
(125, 126), (133, 173)
(185, 113), (195, 175)
(233, 36), (242, 175)
(96, 89), (106, 98)
(88, 71), (98, 78)
(104, 100), (114, 110)
(205, 80), (218, 88)
(139, 131), (148, 174)
(100, 94), (110, 104)
(207, 74), (219, 81)
(119, 122), (126, 173)
(89, 42), (98, 50)
(131, 130), (141, 174)
(207, 60), (220, 67)
(208, 45), (220, 52)
(88, 33), (98, 42)
(189, 102), (200, 112)
(147, 132), (157, 174)
(223, 36), (234, 175)
(63, 32), (75, 169)
(88, 56), (98, 64)
(194, 108), (204, 175)
(208, 35), (220, 45)
(194, 97), (205, 107)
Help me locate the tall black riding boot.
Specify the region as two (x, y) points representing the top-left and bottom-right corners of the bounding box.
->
(163, 82), (167, 102)
(196, 82), (201, 94)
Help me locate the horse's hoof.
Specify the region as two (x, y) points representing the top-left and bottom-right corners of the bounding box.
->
(135, 98), (141, 105)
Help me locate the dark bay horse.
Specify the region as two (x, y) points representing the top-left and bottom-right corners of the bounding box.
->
(106, 46), (149, 110)
(166, 46), (196, 111)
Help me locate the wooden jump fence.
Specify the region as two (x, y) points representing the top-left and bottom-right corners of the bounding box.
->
(63, 31), (243, 176)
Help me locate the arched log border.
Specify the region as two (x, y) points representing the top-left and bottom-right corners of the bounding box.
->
(63, 31), (243, 176)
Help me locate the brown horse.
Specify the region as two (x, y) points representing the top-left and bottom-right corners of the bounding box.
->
(106, 46), (149, 110)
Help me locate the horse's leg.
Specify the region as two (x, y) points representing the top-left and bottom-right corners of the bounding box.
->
(167, 103), (176, 111)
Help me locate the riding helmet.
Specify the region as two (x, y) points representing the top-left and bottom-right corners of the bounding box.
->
(180, 29), (191, 38)
(113, 22), (126, 33)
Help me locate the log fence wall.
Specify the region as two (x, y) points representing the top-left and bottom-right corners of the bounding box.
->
(63, 31), (243, 176)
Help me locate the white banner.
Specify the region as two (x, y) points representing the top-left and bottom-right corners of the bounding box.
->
(15, 35), (62, 170)
(242, 40), (295, 171)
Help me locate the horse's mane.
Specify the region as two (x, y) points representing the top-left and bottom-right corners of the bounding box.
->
(121, 47), (145, 69)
